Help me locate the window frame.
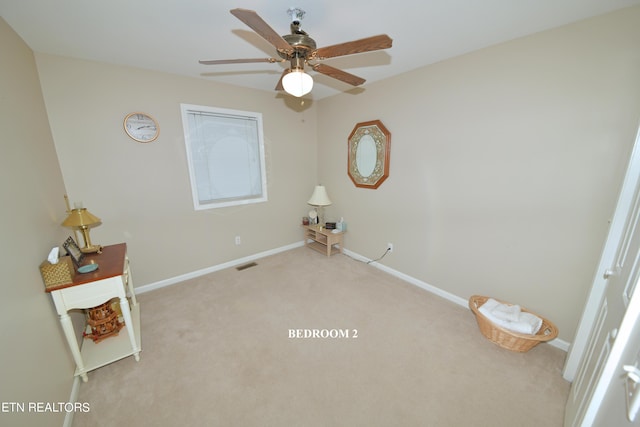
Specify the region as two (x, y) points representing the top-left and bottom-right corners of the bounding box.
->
(180, 103), (268, 210)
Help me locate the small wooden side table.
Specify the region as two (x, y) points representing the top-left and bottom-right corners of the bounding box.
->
(45, 243), (141, 382)
(303, 225), (345, 257)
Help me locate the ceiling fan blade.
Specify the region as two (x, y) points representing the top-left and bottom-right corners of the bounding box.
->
(311, 64), (366, 86)
(230, 8), (293, 54)
(315, 34), (392, 59)
(199, 58), (283, 65)
(275, 69), (289, 91)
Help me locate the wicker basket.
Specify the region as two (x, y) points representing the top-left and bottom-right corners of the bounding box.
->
(469, 295), (558, 352)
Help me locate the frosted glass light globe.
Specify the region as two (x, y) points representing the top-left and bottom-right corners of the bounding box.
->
(282, 70), (313, 97)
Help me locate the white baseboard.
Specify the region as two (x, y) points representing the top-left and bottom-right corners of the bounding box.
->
(135, 242), (304, 294)
(62, 377), (81, 427)
(344, 249), (469, 306)
(344, 248), (571, 353)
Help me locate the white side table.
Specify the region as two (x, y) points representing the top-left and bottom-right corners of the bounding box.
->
(45, 243), (141, 382)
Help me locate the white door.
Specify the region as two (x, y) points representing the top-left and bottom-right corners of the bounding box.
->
(565, 126), (640, 382)
(565, 127), (640, 426)
(591, 284), (640, 426)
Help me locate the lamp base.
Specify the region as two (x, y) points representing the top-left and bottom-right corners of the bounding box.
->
(77, 227), (102, 253)
(81, 245), (103, 254)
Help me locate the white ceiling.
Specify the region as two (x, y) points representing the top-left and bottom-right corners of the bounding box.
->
(2, 0), (639, 99)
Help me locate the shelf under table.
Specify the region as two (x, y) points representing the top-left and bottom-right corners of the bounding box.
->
(76, 304), (141, 376)
(307, 240), (341, 256)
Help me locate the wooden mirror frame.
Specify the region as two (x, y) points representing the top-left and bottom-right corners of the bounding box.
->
(347, 120), (391, 189)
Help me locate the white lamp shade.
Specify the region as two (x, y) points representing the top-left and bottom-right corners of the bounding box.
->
(282, 70), (313, 97)
(307, 185), (332, 206)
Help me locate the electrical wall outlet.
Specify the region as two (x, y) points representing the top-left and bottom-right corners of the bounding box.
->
(235, 236), (241, 245)
(387, 242), (394, 253)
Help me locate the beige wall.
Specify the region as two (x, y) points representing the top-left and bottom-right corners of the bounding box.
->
(0, 18), (74, 427)
(317, 6), (640, 341)
(34, 55), (318, 286)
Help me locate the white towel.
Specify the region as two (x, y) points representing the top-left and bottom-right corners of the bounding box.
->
(491, 302), (521, 322)
(508, 312), (543, 335)
(478, 298), (542, 335)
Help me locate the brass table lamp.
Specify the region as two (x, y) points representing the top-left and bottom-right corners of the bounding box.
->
(62, 198), (102, 253)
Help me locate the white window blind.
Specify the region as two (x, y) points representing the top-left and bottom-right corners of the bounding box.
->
(181, 104), (267, 210)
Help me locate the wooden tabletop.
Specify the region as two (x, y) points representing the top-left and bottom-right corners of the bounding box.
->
(45, 243), (127, 292)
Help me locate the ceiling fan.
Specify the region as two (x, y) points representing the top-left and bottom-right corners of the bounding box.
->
(199, 8), (393, 97)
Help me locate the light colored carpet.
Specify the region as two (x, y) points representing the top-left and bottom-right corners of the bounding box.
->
(72, 247), (570, 426)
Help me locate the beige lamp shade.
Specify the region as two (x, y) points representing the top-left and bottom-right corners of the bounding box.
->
(307, 186), (332, 206)
(62, 208), (101, 228)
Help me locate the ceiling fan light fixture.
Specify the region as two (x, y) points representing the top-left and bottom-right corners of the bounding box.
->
(199, 9), (392, 95)
(282, 69), (313, 97)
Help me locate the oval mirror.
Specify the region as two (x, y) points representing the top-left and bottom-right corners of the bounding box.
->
(347, 120), (391, 189)
(355, 134), (377, 177)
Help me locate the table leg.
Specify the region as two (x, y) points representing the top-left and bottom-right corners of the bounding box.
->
(59, 312), (88, 382)
(125, 256), (138, 307)
(119, 296), (140, 361)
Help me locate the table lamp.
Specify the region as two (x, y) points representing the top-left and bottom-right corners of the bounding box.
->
(62, 197), (102, 253)
(307, 185), (332, 226)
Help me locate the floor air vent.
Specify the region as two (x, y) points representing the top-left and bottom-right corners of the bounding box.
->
(236, 262), (258, 271)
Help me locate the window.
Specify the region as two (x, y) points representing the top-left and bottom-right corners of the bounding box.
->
(180, 104), (267, 210)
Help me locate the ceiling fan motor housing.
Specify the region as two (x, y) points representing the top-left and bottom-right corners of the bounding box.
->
(279, 34), (317, 62)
